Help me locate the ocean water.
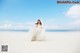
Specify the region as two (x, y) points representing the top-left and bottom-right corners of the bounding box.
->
(0, 30), (80, 32)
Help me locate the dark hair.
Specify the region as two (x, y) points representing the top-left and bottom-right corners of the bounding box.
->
(36, 19), (42, 25)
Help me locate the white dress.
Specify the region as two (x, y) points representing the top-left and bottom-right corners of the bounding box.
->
(31, 25), (45, 41)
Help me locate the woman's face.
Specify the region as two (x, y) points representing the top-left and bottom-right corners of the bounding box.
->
(37, 20), (41, 24)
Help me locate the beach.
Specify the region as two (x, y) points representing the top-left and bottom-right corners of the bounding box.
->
(0, 31), (80, 53)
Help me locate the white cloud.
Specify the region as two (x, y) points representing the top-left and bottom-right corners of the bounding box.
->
(0, 21), (34, 30)
(0, 23), (12, 29)
(66, 5), (80, 18)
(67, 19), (80, 27)
(62, 19), (80, 30)
(44, 24), (60, 30)
(65, 5), (80, 29)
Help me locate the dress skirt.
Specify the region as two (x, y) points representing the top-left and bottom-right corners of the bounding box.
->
(31, 27), (45, 41)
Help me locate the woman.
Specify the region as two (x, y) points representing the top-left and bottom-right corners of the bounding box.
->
(31, 19), (45, 41)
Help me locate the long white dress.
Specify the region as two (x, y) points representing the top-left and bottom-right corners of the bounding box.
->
(31, 25), (45, 41)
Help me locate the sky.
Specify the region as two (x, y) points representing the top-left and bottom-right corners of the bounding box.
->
(0, 0), (80, 30)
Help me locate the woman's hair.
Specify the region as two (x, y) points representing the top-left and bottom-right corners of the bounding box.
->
(36, 19), (42, 25)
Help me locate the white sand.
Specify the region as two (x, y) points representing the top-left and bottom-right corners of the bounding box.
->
(0, 31), (80, 53)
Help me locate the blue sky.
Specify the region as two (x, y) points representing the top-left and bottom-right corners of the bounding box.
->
(0, 0), (80, 30)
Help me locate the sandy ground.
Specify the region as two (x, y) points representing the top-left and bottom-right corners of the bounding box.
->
(0, 31), (80, 53)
